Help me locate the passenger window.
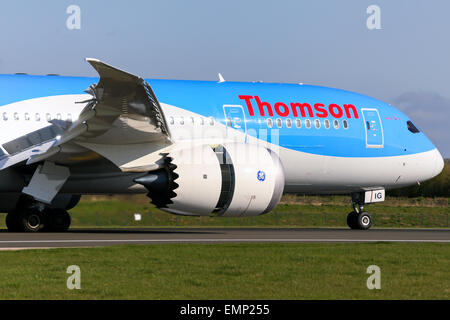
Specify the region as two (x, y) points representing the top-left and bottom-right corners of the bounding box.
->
(3, 113), (7, 121)
(190, 117), (194, 125)
(169, 116), (174, 125)
(333, 119), (339, 129)
(25, 113), (30, 121)
(14, 113), (19, 121)
(267, 118), (273, 128)
(343, 120), (349, 129)
(295, 119), (302, 128)
(46, 113), (51, 121)
(305, 119), (311, 129)
(324, 119), (330, 129)
(200, 117), (205, 125)
(276, 118), (282, 128)
(314, 119), (320, 129)
(179, 117), (185, 125)
(35, 113), (40, 121)
(56, 113), (62, 120)
(286, 119), (292, 128)
(67, 113), (72, 121)
(209, 117), (214, 125)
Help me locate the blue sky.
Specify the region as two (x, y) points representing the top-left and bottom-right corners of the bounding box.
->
(0, 0), (449, 156)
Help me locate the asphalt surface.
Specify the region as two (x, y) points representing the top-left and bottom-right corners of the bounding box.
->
(0, 228), (449, 249)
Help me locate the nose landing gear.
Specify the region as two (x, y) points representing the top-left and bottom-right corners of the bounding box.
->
(347, 193), (374, 230)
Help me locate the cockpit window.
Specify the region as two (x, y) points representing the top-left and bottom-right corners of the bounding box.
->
(407, 120), (420, 133)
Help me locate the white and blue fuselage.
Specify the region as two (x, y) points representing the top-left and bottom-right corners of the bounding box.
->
(0, 74), (443, 197)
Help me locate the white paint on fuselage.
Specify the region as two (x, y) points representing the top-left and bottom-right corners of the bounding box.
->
(0, 94), (88, 147)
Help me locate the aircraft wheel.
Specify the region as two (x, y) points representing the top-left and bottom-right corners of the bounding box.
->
(5, 211), (21, 232)
(346, 211), (359, 229)
(45, 209), (71, 232)
(18, 209), (45, 232)
(356, 211), (373, 230)
(347, 211), (373, 230)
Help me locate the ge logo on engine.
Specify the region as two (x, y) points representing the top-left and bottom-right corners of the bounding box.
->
(257, 171), (266, 181)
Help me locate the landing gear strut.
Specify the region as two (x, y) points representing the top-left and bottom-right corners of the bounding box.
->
(6, 205), (71, 232)
(347, 193), (373, 230)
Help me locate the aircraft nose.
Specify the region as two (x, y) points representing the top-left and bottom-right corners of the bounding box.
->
(434, 148), (444, 177)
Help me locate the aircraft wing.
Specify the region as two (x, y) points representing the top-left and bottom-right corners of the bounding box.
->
(0, 59), (172, 172)
(82, 58), (171, 141)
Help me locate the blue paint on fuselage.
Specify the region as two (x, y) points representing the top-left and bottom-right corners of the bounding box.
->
(0, 74), (436, 158)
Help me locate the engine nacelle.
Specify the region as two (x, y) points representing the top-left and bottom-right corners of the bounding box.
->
(217, 143), (285, 217)
(135, 143), (285, 217)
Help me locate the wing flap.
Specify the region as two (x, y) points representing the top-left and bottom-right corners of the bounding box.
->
(0, 59), (172, 172)
(83, 58), (171, 141)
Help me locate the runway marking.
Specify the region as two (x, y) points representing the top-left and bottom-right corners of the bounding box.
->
(0, 247), (53, 251)
(0, 238), (449, 245)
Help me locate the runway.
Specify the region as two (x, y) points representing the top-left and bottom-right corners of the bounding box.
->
(0, 228), (449, 249)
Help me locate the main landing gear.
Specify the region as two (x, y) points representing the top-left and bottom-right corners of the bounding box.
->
(347, 193), (373, 230)
(5, 205), (71, 233)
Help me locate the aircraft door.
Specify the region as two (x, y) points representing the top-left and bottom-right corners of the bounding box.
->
(362, 108), (384, 148)
(223, 105), (247, 143)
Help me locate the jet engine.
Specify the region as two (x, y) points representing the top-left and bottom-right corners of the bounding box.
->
(135, 143), (285, 217)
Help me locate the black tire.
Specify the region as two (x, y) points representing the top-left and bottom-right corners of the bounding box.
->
(346, 211), (359, 229)
(356, 212), (373, 230)
(46, 209), (71, 232)
(5, 212), (21, 232)
(18, 209), (45, 232)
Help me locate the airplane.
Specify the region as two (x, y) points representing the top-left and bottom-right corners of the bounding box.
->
(0, 58), (444, 232)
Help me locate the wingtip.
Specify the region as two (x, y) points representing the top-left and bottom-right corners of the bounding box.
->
(85, 58), (102, 66)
